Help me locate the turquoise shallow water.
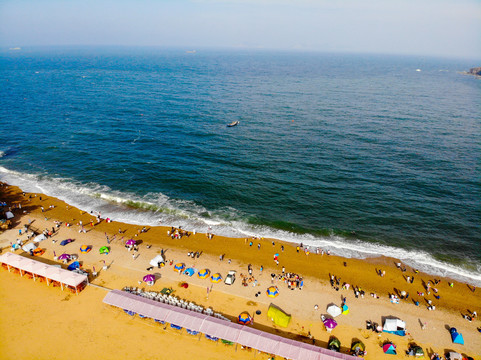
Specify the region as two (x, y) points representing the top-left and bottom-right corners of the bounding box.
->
(0, 47), (480, 283)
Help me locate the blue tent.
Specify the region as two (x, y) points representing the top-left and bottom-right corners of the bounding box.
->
(183, 268), (195, 276)
(60, 239), (73, 246)
(450, 327), (464, 345)
(67, 261), (80, 271)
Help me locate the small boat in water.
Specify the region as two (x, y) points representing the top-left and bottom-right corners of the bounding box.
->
(227, 121), (239, 127)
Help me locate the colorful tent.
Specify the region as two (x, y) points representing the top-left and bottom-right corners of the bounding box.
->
(383, 342), (397, 355)
(383, 318), (406, 336)
(341, 304), (349, 315)
(67, 261), (80, 271)
(33, 248), (44, 256)
(266, 286), (279, 298)
(351, 341), (365, 357)
(267, 305), (291, 327)
(211, 273), (222, 283)
(99, 246), (110, 254)
(60, 239), (73, 246)
(450, 327), (464, 345)
(80, 245), (91, 253)
(197, 269), (210, 279)
(406, 345), (424, 357)
(174, 263), (185, 273)
(328, 337), (340, 352)
(326, 304), (342, 318)
(183, 268), (195, 276)
(238, 312), (252, 325)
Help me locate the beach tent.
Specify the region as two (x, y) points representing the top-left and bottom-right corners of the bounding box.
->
(328, 337), (341, 352)
(5, 211), (14, 219)
(267, 304), (291, 327)
(34, 234), (46, 243)
(238, 312), (252, 325)
(183, 268), (195, 276)
(33, 248), (44, 256)
(351, 341), (365, 357)
(327, 304), (342, 318)
(450, 327), (464, 345)
(67, 261), (80, 271)
(446, 352), (462, 360)
(149, 255), (164, 267)
(406, 345), (424, 357)
(174, 263), (185, 273)
(80, 245), (91, 253)
(210, 273), (222, 283)
(99, 246), (110, 255)
(383, 318), (406, 336)
(197, 269), (210, 279)
(383, 342), (397, 355)
(266, 286), (279, 298)
(22, 242), (37, 253)
(60, 239), (73, 246)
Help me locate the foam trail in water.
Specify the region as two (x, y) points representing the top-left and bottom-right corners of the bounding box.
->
(0, 165), (480, 285)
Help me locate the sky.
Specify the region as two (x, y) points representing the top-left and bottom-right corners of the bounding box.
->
(0, 0), (480, 59)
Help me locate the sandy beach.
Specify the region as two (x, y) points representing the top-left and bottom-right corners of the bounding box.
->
(0, 182), (480, 360)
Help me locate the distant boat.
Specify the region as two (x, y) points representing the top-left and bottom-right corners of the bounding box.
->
(227, 121), (239, 127)
(416, 69), (422, 72)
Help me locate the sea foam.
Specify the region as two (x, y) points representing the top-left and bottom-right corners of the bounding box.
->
(1, 165), (480, 285)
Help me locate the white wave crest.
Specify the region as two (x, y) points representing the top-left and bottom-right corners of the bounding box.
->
(0, 165), (480, 285)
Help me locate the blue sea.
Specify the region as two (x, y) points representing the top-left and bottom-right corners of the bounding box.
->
(0, 47), (480, 284)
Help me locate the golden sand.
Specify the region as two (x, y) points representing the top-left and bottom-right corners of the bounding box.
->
(0, 183), (480, 359)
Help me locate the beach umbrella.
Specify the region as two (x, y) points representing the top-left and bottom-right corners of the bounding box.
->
(407, 346), (424, 357)
(326, 304), (342, 317)
(183, 268), (195, 276)
(328, 337), (341, 352)
(197, 269), (210, 279)
(58, 253), (71, 261)
(266, 286), (279, 298)
(143, 274), (155, 283)
(80, 245), (91, 253)
(125, 239), (136, 246)
(351, 341), (365, 356)
(210, 273), (222, 283)
(60, 239), (73, 246)
(174, 263), (185, 273)
(323, 318), (338, 331)
(67, 261), (80, 271)
(99, 246), (110, 255)
(342, 304), (349, 315)
(383, 342), (397, 355)
(33, 248), (44, 256)
(238, 312), (252, 325)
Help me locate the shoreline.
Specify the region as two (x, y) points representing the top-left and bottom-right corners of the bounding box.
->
(1, 181), (481, 359)
(1, 168), (480, 286)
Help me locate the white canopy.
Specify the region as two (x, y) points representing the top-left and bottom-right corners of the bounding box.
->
(22, 242), (37, 253)
(149, 254), (164, 267)
(5, 211), (14, 219)
(34, 234), (47, 242)
(383, 318), (406, 331)
(326, 304), (342, 317)
(0, 252), (87, 288)
(103, 290), (357, 360)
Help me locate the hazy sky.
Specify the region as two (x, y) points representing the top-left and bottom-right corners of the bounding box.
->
(0, 0), (480, 58)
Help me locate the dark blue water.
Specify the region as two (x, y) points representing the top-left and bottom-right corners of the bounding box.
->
(0, 47), (480, 283)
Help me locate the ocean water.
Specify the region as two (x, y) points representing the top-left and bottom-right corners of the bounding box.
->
(0, 47), (480, 284)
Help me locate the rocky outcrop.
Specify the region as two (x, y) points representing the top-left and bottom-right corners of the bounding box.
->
(468, 67), (481, 76)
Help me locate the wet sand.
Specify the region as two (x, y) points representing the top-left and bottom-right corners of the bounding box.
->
(0, 182), (480, 359)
